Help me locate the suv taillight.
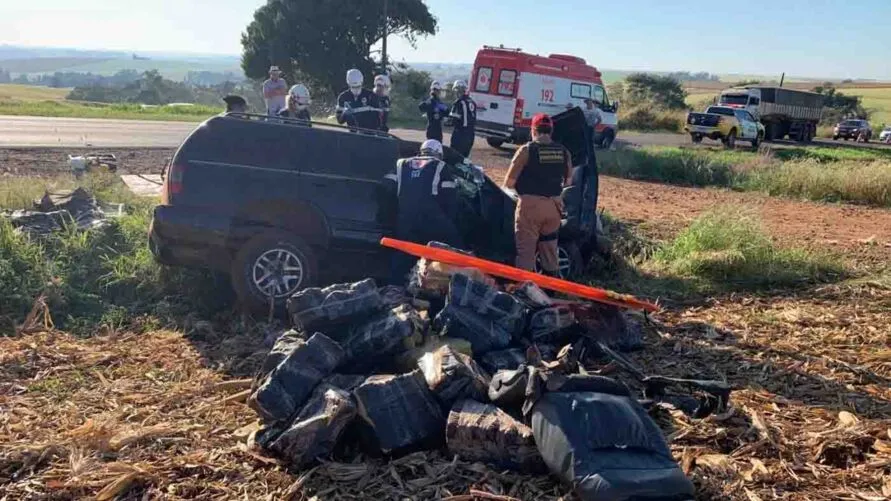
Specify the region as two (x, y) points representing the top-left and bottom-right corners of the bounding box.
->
(163, 162), (185, 204)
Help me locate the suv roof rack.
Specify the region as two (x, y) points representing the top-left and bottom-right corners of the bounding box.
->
(221, 112), (399, 140)
(483, 45), (523, 52)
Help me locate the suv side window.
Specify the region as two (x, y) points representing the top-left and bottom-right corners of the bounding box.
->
(744, 112), (757, 122)
(734, 110), (747, 122)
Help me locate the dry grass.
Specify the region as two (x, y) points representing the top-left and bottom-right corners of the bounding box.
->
(2, 277), (890, 499)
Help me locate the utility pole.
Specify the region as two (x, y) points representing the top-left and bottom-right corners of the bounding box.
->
(381, 0), (389, 75)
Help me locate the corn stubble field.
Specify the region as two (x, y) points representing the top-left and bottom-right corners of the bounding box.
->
(1, 138), (891, 500)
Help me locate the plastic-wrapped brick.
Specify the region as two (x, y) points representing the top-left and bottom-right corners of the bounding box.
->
(446, 399), (545, 473)
(340, 304), (426, 370)
(418, 345), (490, 408)
(248, 332), (344, 424)
(353, 370), (445, 452)
(287, 279), (383, 333)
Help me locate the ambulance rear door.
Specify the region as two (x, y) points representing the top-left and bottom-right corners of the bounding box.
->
(470, 65), (518, 139)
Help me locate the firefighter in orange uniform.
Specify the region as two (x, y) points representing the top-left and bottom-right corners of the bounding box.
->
(502, 113), (572, 276)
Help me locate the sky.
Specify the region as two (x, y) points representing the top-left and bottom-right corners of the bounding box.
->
(2, 0), (890, 80)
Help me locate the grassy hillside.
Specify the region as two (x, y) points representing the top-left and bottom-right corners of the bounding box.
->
(0, 83), (71, 101)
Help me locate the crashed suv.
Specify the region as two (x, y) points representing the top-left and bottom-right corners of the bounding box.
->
(149, 109), (600, 311)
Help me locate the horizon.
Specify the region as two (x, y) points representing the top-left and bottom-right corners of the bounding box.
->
(2, 1), (890, 80)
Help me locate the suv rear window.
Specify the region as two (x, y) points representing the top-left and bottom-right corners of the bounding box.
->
(475, 67), (492, 93)
(706, 106), (736, 116)
(842, 120), (863, 126)
(497, 70), (517, 96)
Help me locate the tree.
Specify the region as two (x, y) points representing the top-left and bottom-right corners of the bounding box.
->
(623, 73), (688, 110)
(240, 0), (437, 98)
(813, 83), (868, 124)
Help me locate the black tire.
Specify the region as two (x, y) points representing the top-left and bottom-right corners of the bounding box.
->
(486, 137), (506, 149)
(844, 137), (849, 141)
(599, 130), (615, 149)
(751, 133), (762, 150)
(833, 135), (839, 141)
(231, 232), (317, 314)
(723, 129), (737, 149)
(535, 241), (584, 280)
(691, 133), (703, 144)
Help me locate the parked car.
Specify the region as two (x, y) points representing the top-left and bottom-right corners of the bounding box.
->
(878, 126), (891, 143)
(833, 119), (872, 142)
(685, 106), (764, 149)
(149, 109), (600, 311)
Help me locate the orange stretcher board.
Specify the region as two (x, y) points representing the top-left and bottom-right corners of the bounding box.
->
(380, 237), (659, 312)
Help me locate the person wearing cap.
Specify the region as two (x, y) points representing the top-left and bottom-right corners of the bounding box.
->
(263, 66), (288, 116)
(384, 139), (463, 280)
(448, 80), (477, 158)
(278, 84), (312, 122)
(503, 113), (573, 276)
(222, 95), (248, 114)
(337, 69), (381, 131)
(373, 74), (391, 132)
(418, 81), (449, 142)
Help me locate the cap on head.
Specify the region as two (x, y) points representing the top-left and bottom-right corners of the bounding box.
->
(531, 113), (553, 132)
(288, 84), (311, 105)
(346, 69), (364, 88)
(430, 80), (442, 92)
(223, 95), (247, 106)
(420, 139), (444, 158)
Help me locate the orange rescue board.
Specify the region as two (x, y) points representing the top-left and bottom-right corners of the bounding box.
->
(381, 237), (659, 312)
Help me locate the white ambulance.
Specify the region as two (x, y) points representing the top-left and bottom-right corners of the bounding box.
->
(469, 46), (619, 148)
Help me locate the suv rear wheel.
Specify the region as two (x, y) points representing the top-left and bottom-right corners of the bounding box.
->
(599, 130), (615, 149)
(232, 232), (317, 314)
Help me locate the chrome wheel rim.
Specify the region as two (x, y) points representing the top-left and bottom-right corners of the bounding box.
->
(252, 248), (304, 298)
(535, 246), (573, 279)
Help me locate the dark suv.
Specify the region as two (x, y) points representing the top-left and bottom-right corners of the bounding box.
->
(833, 119), (872, 141)
(149, 109), (599, 311)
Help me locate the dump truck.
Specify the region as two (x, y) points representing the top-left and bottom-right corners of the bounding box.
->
(718, 86), (824, 142)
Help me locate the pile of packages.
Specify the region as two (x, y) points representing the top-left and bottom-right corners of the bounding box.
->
(1, 188), (122, 235)
(246, 258), (733, 501)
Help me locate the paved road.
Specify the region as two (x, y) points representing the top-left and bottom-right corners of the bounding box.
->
(1, 114), (888, 151)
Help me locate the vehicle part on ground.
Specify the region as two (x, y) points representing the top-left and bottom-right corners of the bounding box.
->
(531, 391), (696, 501)
(233, 232), (318, 313)
(381, 237), (660, 312)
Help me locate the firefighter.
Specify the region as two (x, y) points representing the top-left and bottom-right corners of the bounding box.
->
(373, 74), (391, 132)
(418, 81), (448, 142)
(502, 113), (573, 276)
(385, 139), (464, 280)
(448, 80), (477, 158)
(336, 69), (381, 130)
(278, 84), (312, 121)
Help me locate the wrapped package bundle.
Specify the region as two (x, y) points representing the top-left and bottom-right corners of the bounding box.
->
(340, 304), (427, 370)
(478, 345), (557, 374)
(527, 305), (578, 344)
(418, 345), (490, 407)
(262, 384), (357, 468)
(248, 332), (344, 423)
(393, 336), (473, 373)
(287, 278), (383, 333)
(446, 399), (545, 473)
(353, 370), (445, 452)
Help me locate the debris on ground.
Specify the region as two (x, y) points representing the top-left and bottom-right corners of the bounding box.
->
(0, 187), (122, 235)
(242, 253), (733, 500)
(68, 153), (117, 176)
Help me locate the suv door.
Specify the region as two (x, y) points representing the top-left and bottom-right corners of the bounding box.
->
(297, 130), (399, 251)
(734, 110), (754, 139)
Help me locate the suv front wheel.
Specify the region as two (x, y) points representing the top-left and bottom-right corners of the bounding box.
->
(535, 242), (583, 280)
(232, 232), (317, 314)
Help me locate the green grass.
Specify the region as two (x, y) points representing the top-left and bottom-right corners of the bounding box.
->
(649, 207), (845, 290)
(0, 83), (72, 101)
(841, 87), (891, 126)
(598, 145), (891, 207)
(0, 99), (219, 122)
(618, 106), (686, 133)
(0, 173), (223, 335)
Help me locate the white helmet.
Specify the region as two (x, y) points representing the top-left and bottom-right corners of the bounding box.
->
(289, 84), (311, 106)
(420, 139), (443, 158)
(453, 80), (468, 93)
(430, 80), (442, 92)
(373, 74), (391, 88)
(346, 69), (364, 88)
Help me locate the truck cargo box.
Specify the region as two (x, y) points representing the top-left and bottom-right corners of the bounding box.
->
(754, 87), (823, 122)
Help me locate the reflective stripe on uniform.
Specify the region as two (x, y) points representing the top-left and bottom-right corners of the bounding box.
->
(349, 106), (380, 113)
(440, 181), (457, 189)
(384, 173), (398, 181)
(460, 100), (469, 128)
(431, 160), (446, 196)
(395, 159), (405, 196)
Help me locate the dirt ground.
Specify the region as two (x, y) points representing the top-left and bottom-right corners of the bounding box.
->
(0, 147), (171, 177)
